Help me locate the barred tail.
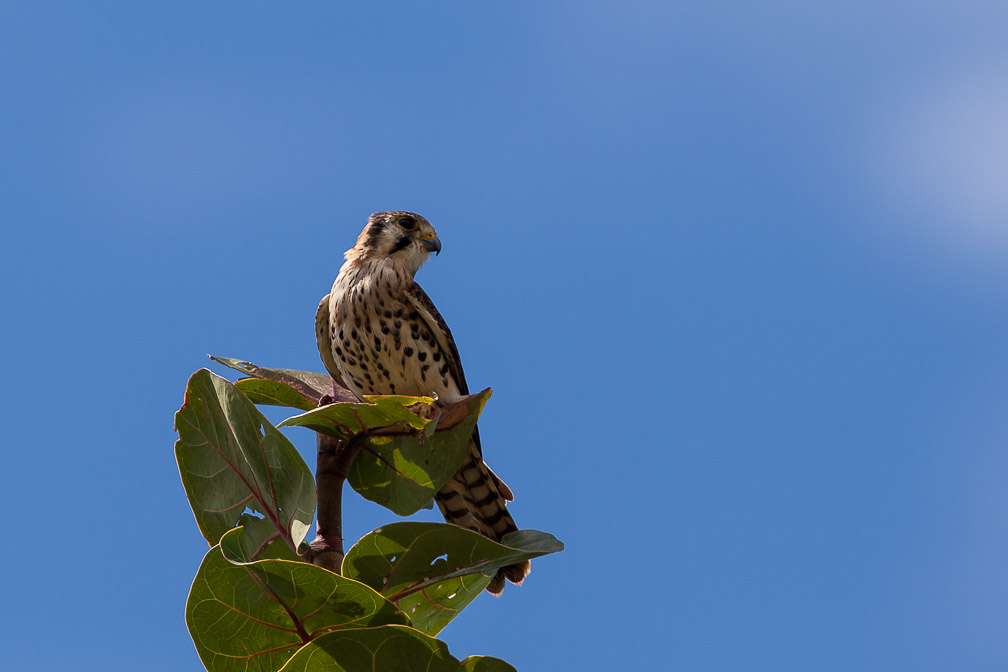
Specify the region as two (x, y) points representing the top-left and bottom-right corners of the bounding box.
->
(435, 441), (530, 595)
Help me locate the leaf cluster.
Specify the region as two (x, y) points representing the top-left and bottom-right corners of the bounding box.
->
(174, 357), (562, 671)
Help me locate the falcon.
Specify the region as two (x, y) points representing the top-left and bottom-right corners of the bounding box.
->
(315, 211), (529, 594)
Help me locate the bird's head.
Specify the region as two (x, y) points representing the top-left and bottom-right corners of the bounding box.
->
(346, 211), (441, 275)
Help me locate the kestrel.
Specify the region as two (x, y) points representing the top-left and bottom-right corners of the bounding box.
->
(315, 211), (529, 595)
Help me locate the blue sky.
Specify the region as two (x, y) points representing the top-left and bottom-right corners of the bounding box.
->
(3, 2), (1008, 670)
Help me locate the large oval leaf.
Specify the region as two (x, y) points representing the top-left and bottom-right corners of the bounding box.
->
(458, 657), (518, 672)
(210, 355), (342, 406)
(277, 394), (434, 436)
(350, 391), (488, 515)
(175, 369), (315, 555)
(280, 625), (459, 672)
(187, 528), (410, 672)
(279, 389), (491, 516)
(343, 522), (564, 635)
(234, 377), (320, 411)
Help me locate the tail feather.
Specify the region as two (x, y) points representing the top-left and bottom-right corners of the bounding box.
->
(435, 440), (529, 595)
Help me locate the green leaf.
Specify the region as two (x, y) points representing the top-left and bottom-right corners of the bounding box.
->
(235, 378), (319, 411)
(210, 355), (336, 407)
(277, 395), (435, 436)
(280, 389), (491, 516)
(279, 625), (459, 672)
(175, 369), (315, 555)
(347, 425), (468, 517)
(219, 517), (301, 563)
(458, 656), (518, 672)
(342, 522), (565, 635)
(349, 390), (489, 516)
(187, 528), (410, 672)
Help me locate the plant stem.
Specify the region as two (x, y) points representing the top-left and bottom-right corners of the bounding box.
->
(303, 394), (365, 573)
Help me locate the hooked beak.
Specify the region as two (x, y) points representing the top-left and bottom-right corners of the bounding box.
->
(422, 236), (442, 256)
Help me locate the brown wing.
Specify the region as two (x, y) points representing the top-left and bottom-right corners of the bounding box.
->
(404, 281), (513, 498)
(403, 281), (469, 395)
(404, 281), (480, 453)
(315, 293), (356, 395)
(315, 293), (339, 381)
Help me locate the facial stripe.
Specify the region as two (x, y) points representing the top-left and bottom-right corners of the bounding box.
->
(390, 234), (413, 253)
(364, 220), (385, 249)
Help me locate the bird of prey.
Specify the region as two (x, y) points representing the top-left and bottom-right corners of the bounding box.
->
(315, 211), (529, 595)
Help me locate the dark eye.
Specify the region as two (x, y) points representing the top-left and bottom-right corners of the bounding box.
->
(397, 216), (417, 230)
